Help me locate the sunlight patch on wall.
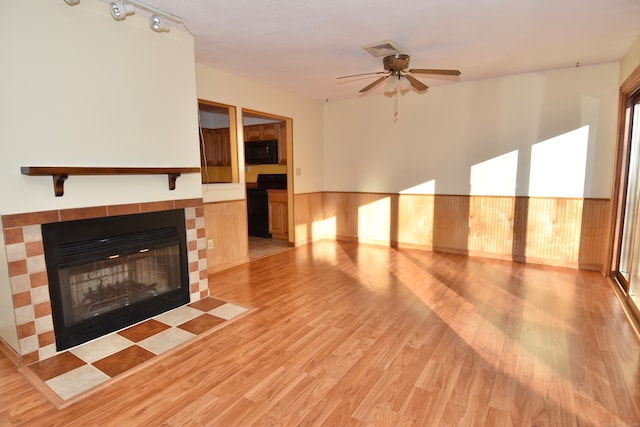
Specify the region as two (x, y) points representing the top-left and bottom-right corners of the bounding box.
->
(315, 216), (336, 240)
(529, 126), (589, 197)
(400, 180), (436, 195)
(358, 197), (391, 244)
(470, 150), (519, 196)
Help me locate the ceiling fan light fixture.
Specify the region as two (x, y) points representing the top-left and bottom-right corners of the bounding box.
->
(399, 76), (411, 92)
(384, 75), (399, 93)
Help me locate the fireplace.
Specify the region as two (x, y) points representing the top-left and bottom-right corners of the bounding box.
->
(42, 209), (191, 351)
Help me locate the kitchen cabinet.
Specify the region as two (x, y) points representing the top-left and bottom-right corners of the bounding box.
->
(201, 128), (230, 166)
(268, 189), (288, 239)
(244, 123), (279, 141)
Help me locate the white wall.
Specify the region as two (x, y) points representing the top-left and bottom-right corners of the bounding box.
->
(621, 34), (640, 82)
(195, 64), (324, 202)
(0, 0), (201, 215)
(323, 63), (619, 198)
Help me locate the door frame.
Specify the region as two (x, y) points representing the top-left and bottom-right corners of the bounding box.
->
(242, 108), (294, 245)
(607, 64), (640, 322)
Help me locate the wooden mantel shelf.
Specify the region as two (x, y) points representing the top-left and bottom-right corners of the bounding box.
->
(21, 166), (201, 197)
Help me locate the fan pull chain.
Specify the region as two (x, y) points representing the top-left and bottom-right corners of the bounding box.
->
(393, 87), (399, 122)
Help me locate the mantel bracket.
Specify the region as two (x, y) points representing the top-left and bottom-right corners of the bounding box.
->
(52, 174), (69, 197)
(168, 173), (181, 191)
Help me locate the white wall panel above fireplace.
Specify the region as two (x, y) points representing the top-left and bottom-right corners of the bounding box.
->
(0, 0), (201, 215)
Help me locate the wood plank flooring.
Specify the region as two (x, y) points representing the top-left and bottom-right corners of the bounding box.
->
(248, 236), (292, 260)
(1, 240), (640, 426)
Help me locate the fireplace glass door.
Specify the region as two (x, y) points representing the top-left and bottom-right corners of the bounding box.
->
(58, 244), (182, 327)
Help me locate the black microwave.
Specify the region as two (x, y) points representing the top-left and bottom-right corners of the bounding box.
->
(245, 140), (279, 164)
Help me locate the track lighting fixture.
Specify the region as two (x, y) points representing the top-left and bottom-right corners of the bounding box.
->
(111, 0), (182, 32)
(149, 15), (170, 32)
(63, 0), (183, 33)
(109, 1), (134, 21)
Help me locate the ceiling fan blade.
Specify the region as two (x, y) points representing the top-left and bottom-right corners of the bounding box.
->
(359, 75), (390, 93)
(337, 71), (387, 80)
(403, 74), (429, 91)
(408, 68), (461, 76)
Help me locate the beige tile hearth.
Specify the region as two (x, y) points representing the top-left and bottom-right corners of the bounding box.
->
(137, 327), (195, 355)
(45, 365), (110, 401)
(20, 298), (254, 408)
(70, 333), (134, 364)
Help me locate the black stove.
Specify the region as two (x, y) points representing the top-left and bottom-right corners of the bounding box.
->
(256, 173), (287, 190)
(247, 174), (287, 238)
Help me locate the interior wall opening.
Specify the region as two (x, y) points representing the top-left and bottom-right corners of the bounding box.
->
(198, 100), (239, 184)
(242, 109), (294, 258)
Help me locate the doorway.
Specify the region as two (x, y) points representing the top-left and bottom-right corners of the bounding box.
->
(242, 109), (294, 259)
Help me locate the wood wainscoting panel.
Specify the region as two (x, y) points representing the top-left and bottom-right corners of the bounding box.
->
(395, 194), (434, 250)
(578, 198), (611, 270)
(467, 196), (518, 257)
(523, 197), (610, 270)
(293, 192), (325, 245)
(323, 192), (396, 246)
(319, 192), (610, 270)
(203, 200), (249, 273)
(432, 194), (472, 252)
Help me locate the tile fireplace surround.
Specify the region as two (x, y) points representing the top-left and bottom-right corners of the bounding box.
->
(1, 198), (208, 366)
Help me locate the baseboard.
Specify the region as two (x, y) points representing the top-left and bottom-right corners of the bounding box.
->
(0, 337), (21, 367)
(207, 256), (250, 274)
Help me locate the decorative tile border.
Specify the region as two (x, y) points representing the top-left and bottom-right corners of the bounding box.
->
(1, 199), (208, 365)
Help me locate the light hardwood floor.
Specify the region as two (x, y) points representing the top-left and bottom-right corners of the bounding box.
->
(248, 236), (292, 260)
(1, 241), (640, 426)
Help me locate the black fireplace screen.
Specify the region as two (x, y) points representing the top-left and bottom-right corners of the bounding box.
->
(42, 209), (190, 351)
(58, 244), (182, 327)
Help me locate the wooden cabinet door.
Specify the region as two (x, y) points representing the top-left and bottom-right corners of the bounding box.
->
(261, 124), (279, 140)
(200, 128), (214, 166)
(201, 128), (231, 166)
(244, 125), (262, 141)
(219, 128), (231, 166)
(268, 190), (288, 239)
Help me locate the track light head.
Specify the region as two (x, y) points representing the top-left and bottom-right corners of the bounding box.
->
(109, 1), (134, 21)
(149, 15), (170, 32)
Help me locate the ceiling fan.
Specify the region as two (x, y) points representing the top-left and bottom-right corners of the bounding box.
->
(337, 53), (461, 93)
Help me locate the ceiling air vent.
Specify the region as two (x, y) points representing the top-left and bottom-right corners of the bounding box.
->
(361, 41), (401, 57)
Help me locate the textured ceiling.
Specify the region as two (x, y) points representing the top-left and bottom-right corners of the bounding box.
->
(123, 0), (640, 101)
